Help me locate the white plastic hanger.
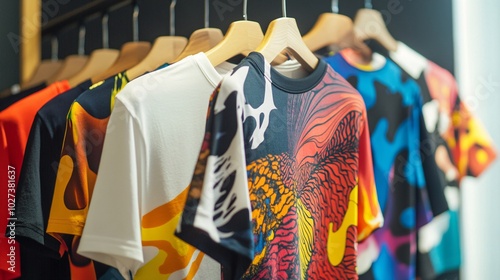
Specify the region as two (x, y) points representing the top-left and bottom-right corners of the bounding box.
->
(255, 0), (319, 72)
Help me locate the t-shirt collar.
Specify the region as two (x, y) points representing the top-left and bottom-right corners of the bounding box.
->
(389, 41), (428, 79)
(245, 52), (328, 94)
(192, 52), (236, 87)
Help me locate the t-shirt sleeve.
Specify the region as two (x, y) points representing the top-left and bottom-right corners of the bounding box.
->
(411, 96), (435, 229)
(357, 112), (384, 242)
(77, 98), (145, 280)
(418, 112), (449, 217)
(14, 117), (54, 252)
(46, 102), (85, 239)
(450, 94), (497, 178)
(47, 99), (98, 240)
(176, 79), (253, 280)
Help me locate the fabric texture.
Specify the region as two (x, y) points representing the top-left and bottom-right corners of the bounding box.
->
(176, 52), (383, 280)
(47, 74), (129, 280)
(325, 51), (439, 280)
(0, 81), (70, 279)
(77, 53), (231, 280)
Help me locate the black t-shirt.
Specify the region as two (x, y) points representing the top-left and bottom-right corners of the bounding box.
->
(13, 80), (92, 279)
(0, 83), (47, 111)
(414, 74), (449, 217)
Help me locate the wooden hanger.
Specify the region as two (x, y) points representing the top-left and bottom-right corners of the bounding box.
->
(354, 2), (398, 52)
(91, 4), (153, 83)
(126, 37), (187, 80)
(256, 17), (319, 72)
(67, 49), (120, 87)
(303, 13), (372, 55)
(126, 0), (188, 80)
(205, 0), (265, 67)
(45, 30), (89, 84)
(172, 0), (223, 63)
(204, 0), (289, 67)
(22, 59), (63, 89)
(47, 55), (89, 84)
(91, 41), (151, 83)
(206, 21), (263, 67)
(173, 29), (223, 63)
(62, 16), (121, 87)
(255, 0), (318, 72)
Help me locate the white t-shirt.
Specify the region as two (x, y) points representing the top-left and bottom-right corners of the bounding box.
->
(77, 53), (235, 280)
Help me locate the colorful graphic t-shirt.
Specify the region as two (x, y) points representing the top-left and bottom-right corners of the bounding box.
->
(77, 53), (233, 280)
(13, 80), (92, 280)
(176, 52), (383, 280)
(0, 81), (70, 279)
(325, 51), (436, 280)
(390, 42), (497, 279)
(47, 73), (129, 280)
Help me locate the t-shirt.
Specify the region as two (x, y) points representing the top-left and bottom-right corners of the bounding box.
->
(0, 83), (46, 112)
(390, 42), (497, 279)
(77, 53), (234, 280)
(47, 73), (129, 280)
(325, 51), (437, 280)
(176, 52), (383, 280)
(13, 80), (92, 280)
(0, 81), (70, 279)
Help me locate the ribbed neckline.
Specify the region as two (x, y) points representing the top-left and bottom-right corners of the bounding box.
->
(335, 51), (388, 74)
(245, 52), (328, 94)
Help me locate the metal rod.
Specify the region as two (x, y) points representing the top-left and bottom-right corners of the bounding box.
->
(243, 0), (248, 20)
(170, 0), (177, 35)
(51, 36), (58, 60)
(102, 13), (109, 49)
(133, 3), (139, 41)
(282, 0), (287, 17)
(78, 24), (86, 55)
(332, 0), (339, 14)
(364, 0), (373, 9)
(204, 0), (209, 28)
(42, 0), (133, 36)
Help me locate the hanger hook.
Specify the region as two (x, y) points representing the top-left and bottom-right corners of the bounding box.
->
(133, 3), (139, 41)
(78, 23), (86, 55)
(364, 0), (373, 9)
(282, 0), (287, 17)
(243, 0), (248, 20)
(51, 35), (58, 60)
(204, 0), (209, 28)
(170, 0), (177, 35)
(331, 0), (339, 13)
(102, 13), (109, 48)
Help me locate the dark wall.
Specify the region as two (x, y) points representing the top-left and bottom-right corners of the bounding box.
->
(0, 1), (20, 90)
(39, 0), (453, 75)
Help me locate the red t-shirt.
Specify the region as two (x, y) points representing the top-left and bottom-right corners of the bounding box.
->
(0, 81), (70, 279)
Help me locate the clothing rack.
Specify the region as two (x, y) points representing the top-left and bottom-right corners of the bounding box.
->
(42, 0), (133, 36)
